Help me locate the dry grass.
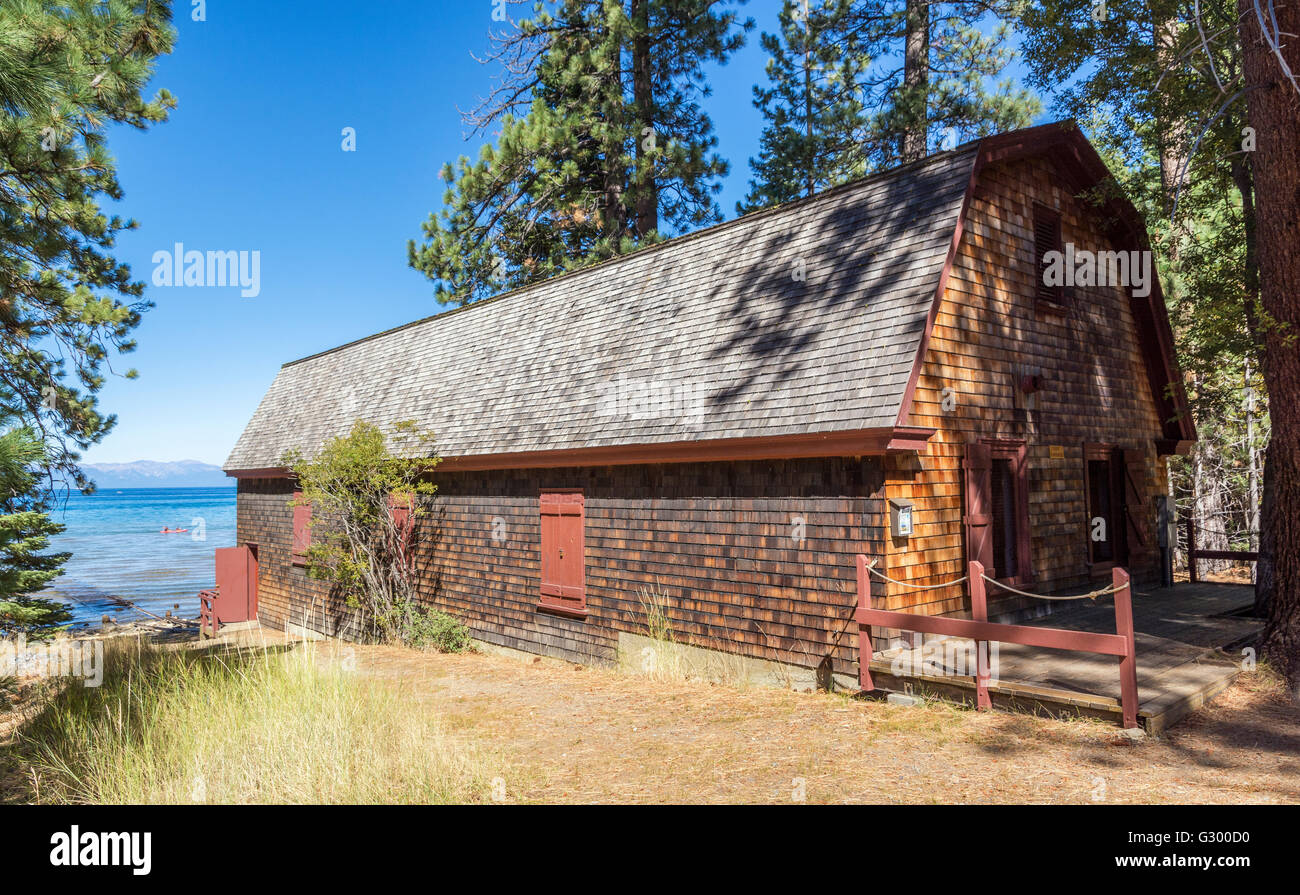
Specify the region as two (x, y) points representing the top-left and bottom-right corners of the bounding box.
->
(1, 639), (491, 805)
(4, 628), (1296, 804)
(353, 645), (1300, 804)
(616, 585), (756, 687)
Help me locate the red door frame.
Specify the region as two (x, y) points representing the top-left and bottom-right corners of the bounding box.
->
(965, 438), (1032, 585)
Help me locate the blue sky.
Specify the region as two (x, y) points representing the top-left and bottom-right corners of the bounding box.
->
(86, 0), (1034, 466)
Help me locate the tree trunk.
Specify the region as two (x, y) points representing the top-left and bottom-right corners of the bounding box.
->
(1239, 0), (1300, 694)
(630, 0), (657, 237)
(602, 12), (626, 239)
(900, 0), (929, 162)
(1154, 15), (1189, 233)
(1191, 431), (1231, 572)
(802, 0), (815, 197)
(1229, 155), (1262, 344)
(1246, 358), (1260, 583)
(1256, 439), (1277, 616)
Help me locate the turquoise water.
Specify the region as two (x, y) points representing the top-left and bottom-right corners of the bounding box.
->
(40, 487), (237, 629)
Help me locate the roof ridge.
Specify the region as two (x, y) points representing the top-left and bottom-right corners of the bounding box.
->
(282, 145), (980, 369)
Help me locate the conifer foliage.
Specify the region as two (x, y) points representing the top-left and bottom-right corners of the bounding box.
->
(0, 0), (176, 492)
(409, 0), (753, 305)
(740, 0), (1038, 213)
(738, 0), (870, 212)
(0, 426), (70, 637)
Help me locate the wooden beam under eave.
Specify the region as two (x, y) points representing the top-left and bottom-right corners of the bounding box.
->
(1154, 438), (1194, 457)
(224, 426), (938, 477)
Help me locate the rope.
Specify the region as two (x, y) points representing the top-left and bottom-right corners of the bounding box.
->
(864, 561), (967, 591)
(979, 574), (1127, 602)
(859, 558), (1128, 602)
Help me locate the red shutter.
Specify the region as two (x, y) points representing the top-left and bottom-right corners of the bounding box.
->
(963, 442), (994, 573)
(388, 493), (414, 565)
(540, 492), (585, 614)
(291, 492), (311, 565)
(1121, 449), (1149, 557)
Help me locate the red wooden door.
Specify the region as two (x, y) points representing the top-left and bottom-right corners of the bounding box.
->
(540, 492), (585, 613)
(214, 544), (258, 623)
(963, 442), (994, 573)
(1119, 448), (1149, 562)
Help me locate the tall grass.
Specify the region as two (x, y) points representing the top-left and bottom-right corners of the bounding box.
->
(622, 585), (753, 687)
(3, 640), (489, 804)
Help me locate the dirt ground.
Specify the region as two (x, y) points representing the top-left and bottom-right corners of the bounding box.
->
(346, 643), (1300, 805)
(4, 625), (1296, 804)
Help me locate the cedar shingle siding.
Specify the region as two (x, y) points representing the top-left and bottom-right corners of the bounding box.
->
(885, 150), (1185, 622)
(240, 458), (887, 670)
(225, 122), (1193, 671)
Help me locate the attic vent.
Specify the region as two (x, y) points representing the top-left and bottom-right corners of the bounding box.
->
(1033, 203), (1065, 306)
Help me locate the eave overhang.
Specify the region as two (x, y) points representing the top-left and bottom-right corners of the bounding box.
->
(223, 425), (937, 479)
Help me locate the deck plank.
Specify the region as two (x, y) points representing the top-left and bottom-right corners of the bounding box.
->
(874, 582), (1259, 732)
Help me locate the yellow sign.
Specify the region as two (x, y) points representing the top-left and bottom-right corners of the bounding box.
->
(1049, 445), (1065, 460)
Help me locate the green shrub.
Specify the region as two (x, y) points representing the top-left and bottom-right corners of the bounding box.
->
(282, 419), (440, 644)
(402, 604), (474, 653)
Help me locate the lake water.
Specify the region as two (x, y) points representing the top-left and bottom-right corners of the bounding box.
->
(40, 487), (237, 629)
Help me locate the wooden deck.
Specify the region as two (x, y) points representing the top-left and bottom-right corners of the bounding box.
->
(872, 581), (1260, 734)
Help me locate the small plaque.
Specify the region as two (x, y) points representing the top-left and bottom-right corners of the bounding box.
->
(1049, 445), (1065, 460)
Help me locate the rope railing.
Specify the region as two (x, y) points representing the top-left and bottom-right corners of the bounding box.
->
(980, 575), (1127, 602)
(861, 557), (1124, 602)
(862, 559), (967, 591)
(854, 555), (1141, 729)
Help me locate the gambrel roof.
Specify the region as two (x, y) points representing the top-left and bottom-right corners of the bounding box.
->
(224, 122), (1192, 474)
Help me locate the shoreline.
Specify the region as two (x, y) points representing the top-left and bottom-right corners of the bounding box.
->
(39, 585), (203, 632)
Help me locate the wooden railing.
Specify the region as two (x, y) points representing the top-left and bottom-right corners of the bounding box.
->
(198, 588), (220, 638)
(855, 557), (1140, 728)
(1184, 517), (1258, 583)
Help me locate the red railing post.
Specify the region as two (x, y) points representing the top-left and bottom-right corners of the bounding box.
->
(856, 555), (874, 692)
(969, 560), (992, 710)
(1186, 516), (1198, 583)
(198, 587), (221, 638)
(1113, 566), (1139, 729)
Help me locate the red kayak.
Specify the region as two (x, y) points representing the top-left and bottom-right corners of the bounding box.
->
(160, 528), (189, 534)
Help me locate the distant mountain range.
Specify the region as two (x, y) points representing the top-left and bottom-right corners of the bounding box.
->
(82, 460), (231, 489)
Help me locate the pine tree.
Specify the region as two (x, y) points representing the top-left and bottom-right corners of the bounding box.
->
(837, 0), (1038, 166)
(0, 0), (176, 491)
(1015, 0), (1268, 602)
(1238, 0), (1300, 695)
(860, 0), (1040, 165)
(740, 0), (1037, 210)
(0, 426), (71, 638)
(409, 0), (752, 305)
(738, 0), (870, 212)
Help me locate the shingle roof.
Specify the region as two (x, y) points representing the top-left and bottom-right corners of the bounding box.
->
(224, 146), (977, 472)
